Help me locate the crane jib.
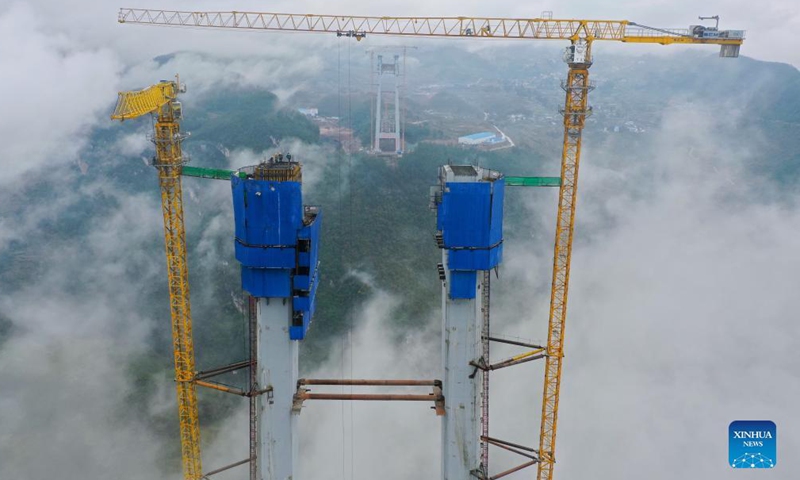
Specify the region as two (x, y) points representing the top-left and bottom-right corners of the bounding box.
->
(117, 9), (743, 47)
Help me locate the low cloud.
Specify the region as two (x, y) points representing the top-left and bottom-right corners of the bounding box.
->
(122, 51), (323, 103)
(0, 3), (121, 184)
(0, 192), (169, 479)
(1, 0), (798, 476)
(298, 282), (441, 480)
(492, 102), (800, 478)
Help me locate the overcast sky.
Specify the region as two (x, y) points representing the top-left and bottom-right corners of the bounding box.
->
(8, 0), (799, 65)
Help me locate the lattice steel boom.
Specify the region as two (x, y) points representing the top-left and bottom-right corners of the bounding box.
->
(117, 9), (744, 50)
(111, 79), (202, 480)
(116, 9), (744, 480)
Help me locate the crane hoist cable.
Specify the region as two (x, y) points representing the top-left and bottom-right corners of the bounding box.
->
(334, 37), (358, 480)
(335, 36), (357, 480)
(346, 38), (356, 480)
(116, 9), (745, 480)
(336, 38), (347, 480)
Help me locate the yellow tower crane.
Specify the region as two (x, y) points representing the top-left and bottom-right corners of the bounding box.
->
(117, 9), (744, 480)
(111, 78), (202, 480)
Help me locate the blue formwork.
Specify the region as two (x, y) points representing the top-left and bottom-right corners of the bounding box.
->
(231, 173), (321, 340)
(290, 212), (322, 340)
(436, 174), (504, 300)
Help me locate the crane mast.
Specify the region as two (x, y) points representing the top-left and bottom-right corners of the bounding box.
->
(117, 10), (743, 480)
(111, 80), (202, 480)
(537, 39), (593, 478)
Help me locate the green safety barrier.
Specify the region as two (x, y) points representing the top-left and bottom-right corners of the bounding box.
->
(505, 176), (561, 187)
(182, 167), (560, 187)
(181, 166), (245, 181)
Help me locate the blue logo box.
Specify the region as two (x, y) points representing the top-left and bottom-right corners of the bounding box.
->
(729, 420), (776, 469)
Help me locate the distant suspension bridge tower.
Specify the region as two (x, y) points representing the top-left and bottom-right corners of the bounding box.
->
(372, 53), (404, 155)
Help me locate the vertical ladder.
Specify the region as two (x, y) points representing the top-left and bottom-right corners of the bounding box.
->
(248, 295), (258, 480)
(480, 270), (491, 475)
